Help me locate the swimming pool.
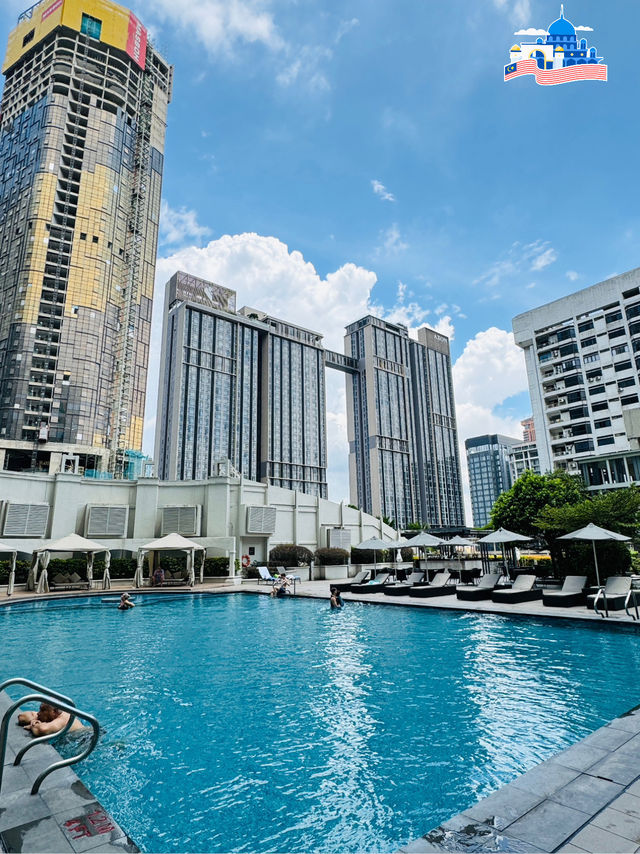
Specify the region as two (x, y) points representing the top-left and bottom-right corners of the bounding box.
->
(2, 592), (640, 853)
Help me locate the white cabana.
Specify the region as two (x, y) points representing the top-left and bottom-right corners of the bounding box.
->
(0, 542), (18, 597)
(137, 533), (206, 588)
(31, 533), (111, 594)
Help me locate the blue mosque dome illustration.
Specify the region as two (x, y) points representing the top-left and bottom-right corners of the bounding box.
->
(548, 11), (576, 37)
(506, 4), (605, 75)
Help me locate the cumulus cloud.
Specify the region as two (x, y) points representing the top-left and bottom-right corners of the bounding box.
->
(566, 270), (579, 282)
(576, 26), (594, 32)
(452, 327), (529, 522)
(514, 28), (548, 36)
(159, 200), (212, 248)
(138, 0), (284, 55)
(371, 180), (395, 202)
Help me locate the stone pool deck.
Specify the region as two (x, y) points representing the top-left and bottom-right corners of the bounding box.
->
(2, 580), (640, 853)
(0, 691), (137, 853)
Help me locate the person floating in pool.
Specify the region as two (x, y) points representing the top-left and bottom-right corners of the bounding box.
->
(330, 587), (344, 609)
(118, 592), (135, 610)
(18, 702), (84, 736)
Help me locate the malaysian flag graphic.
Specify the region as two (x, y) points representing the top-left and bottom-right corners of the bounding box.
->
(505, 58), (608, 85)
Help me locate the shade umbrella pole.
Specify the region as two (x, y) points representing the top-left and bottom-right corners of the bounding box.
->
(592, 539), (601, 588)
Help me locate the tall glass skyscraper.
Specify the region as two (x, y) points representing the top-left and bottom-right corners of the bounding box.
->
(465, 433), (521, 527)
(156, 272), (328, 498)
(0, 0), (171, 477)
(343, 316), (464, 528)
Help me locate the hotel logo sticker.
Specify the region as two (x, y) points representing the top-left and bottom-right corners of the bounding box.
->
(505, 5), (607, 85)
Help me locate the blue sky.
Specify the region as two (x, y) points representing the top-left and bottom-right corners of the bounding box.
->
(2, 0), (637, 518)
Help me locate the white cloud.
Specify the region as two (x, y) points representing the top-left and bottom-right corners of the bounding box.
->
(335, 18), (359, 44)
(576, 26), (594, 32)
(276, 45), (332, 92)
(377, 223), (409, 256)
(530, 246), (557, 271)
(371, 179), (395, 202)
(514, 28), (548, 36)
(159, 200), (212, 248)
(474, 240), (557, 289)
(434, 315), (455, 339)
(139, 0), (284, 55)
(566, 270), (579, 282)
(452, 327), (529, 522)
(492, 0), (532, 27)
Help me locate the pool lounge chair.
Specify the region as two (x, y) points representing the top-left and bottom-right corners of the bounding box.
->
(383, 571), (425, 596)
(409, 572), (453, 598)
(587, 576), (637, 617)
(351, 572), (391, 594)
(456, 573), (501, 601)
(491, 574), (541, 604)
(332, 570), (371, 593)
(257, 566), (277, 586)
(542, 575), (587, 608)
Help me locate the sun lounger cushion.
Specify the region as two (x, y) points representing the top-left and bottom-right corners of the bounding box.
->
(492, 574), (541, 604)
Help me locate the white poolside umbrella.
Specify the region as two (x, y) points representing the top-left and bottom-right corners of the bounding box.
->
(477, 528), (531, 544)
(558, 523), (630, 588)
(447, 536), (476, 548)
(355, 537), (392, 569)
(407, 532), (445, 547)
(102, 551), (111, 590)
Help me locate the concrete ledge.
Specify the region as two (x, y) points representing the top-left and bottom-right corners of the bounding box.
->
(399, 706), (640, 853)
(0, 691), (138, 854)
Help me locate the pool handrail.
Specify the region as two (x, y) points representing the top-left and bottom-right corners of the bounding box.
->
(0, 689), (100, 795)
(0, 677), (77, 765)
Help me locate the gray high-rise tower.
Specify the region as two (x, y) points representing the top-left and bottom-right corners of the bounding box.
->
(343, 316), (464, 528)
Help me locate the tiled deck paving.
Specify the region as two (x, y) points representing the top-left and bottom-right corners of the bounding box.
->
(2, 580), (640, 853)
(0, 691), (138, 853)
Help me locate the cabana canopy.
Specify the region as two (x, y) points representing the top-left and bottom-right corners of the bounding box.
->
(137, 533), (205, 587)
(29, 533), (111, 593)
(36, 533), (110, 554)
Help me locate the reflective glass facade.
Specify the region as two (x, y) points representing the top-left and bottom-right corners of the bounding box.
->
(345, 316), (464, 528)
(0, 0), (171, 476)
(465, 434), (520, 528)
(156, 274), (328, 498)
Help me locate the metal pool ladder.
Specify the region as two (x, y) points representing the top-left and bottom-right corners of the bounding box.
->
(0, 677), (100, 795)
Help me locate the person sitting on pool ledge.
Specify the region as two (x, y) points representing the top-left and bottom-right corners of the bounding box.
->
(270, 574), (292, 598)
(118, 592), (135, 610)
(18, 702), (84, 736)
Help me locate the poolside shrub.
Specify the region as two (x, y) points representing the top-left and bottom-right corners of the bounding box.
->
(314, 547), (349, 566)
(268, 544), (313, 567)
(351, 547), (389, 564)
(243, 564), (261, 579)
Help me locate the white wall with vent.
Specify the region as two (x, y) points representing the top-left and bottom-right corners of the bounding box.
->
(0, 470), (396, 572)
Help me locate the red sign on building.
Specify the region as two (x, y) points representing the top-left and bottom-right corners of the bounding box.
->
(126, 12), (147, 70)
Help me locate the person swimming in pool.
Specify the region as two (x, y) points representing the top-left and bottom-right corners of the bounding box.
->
(330, 587), (344, 609)
(18, 702), (84, 735)
(118, 592), (135, 610)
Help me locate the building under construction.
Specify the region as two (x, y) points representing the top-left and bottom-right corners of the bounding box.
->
(0, 0), (171, 477)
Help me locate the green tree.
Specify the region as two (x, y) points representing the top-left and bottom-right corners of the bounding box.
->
(490, 469), (587, 538)
(534, 487), (640, 583)
(406, 521), (430, 531)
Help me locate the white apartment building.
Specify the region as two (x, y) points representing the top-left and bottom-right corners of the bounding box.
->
(513, 268), (640, 490)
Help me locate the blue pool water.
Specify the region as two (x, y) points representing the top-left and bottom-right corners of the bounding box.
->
(2, 592), (640, 853)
